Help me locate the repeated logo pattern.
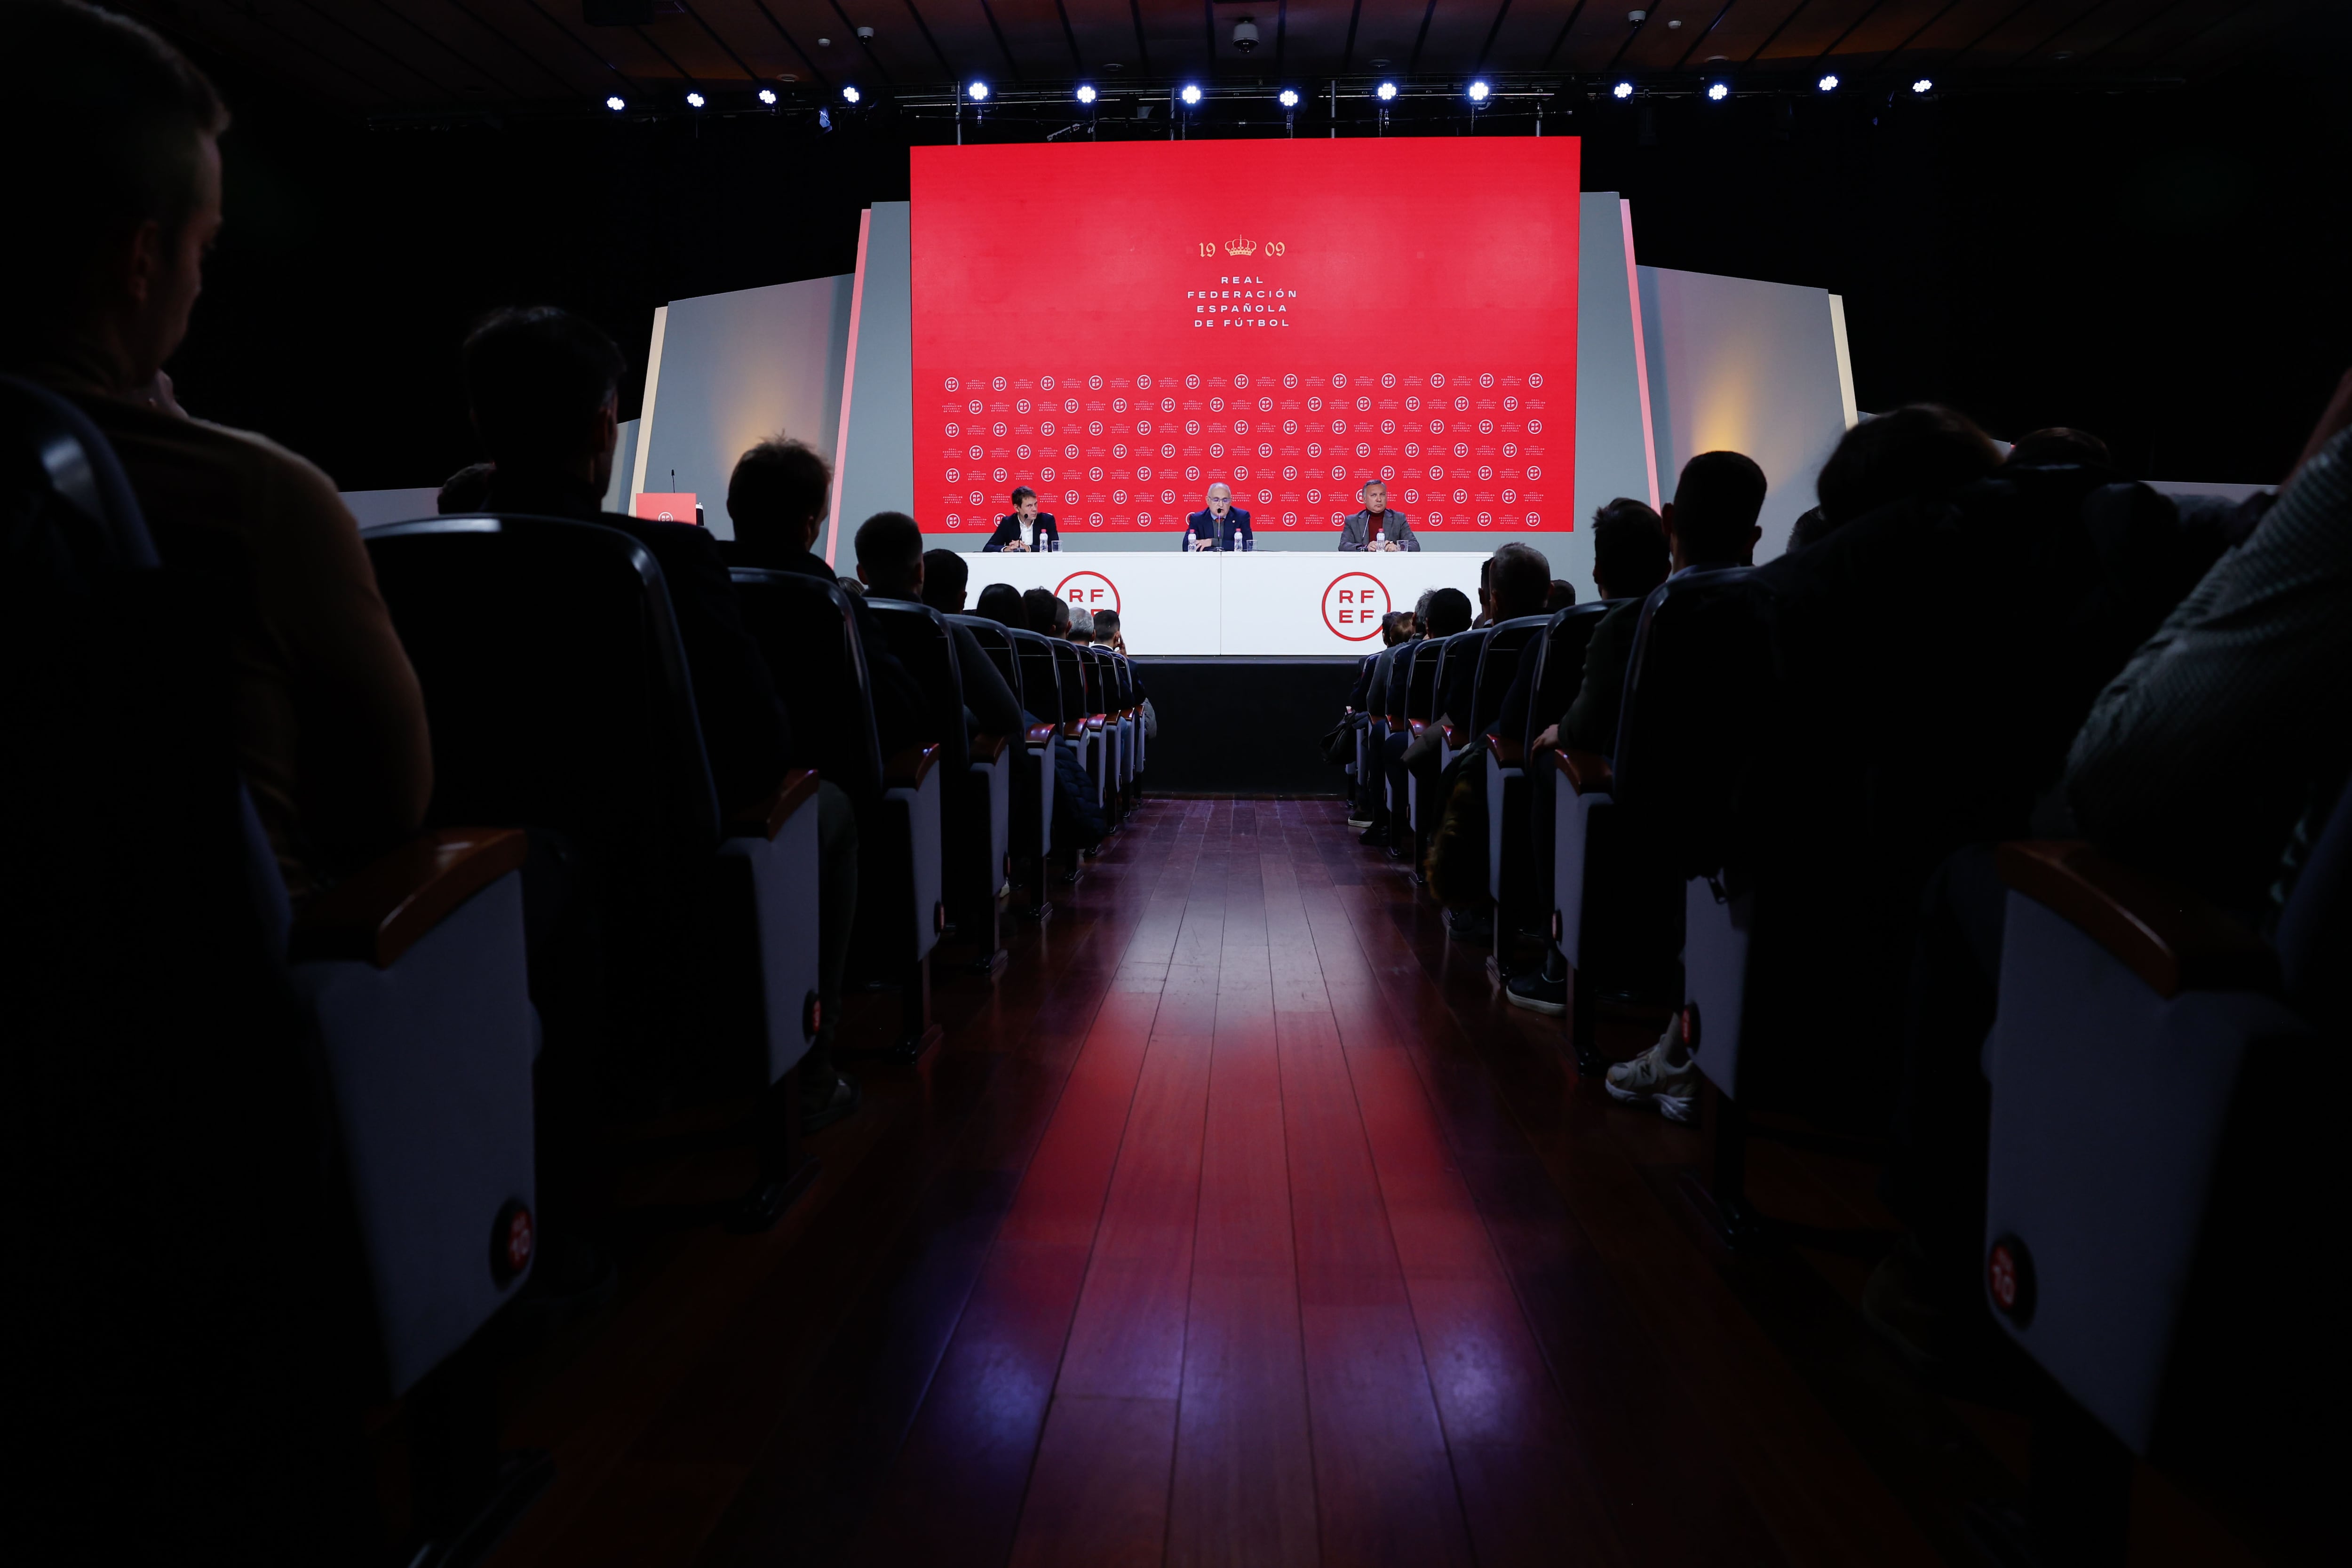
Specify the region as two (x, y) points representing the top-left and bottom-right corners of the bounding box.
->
(932, 368), (1557, 534)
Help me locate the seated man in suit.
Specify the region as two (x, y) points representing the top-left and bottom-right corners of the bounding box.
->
(1181, 483), (1253, 550)
(985, 486), (1058, 553)
(1338, 480), (1421, 552)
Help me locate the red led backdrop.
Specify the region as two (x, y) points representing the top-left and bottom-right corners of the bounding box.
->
(908, 137), (1580, 540)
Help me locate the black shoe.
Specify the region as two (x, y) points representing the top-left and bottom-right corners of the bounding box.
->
(1445, 906), (1494, 943)
(1504, 972), (1567, 1016)
(800, 1069), (862, 1135)
(1360, 823), (1391, 846)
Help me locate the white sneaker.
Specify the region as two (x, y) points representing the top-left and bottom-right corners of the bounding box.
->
(1346, 815), (1374, 830)
(1604, 1020), (1698, 1124)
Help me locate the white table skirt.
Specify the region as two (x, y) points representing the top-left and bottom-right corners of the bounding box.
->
(952, 550), (1487, 656)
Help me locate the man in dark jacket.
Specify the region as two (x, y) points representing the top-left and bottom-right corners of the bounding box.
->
(1181, 483), (1253, 550)
(1337, 480), (1421, 551)
(985, 487), (1059, 552)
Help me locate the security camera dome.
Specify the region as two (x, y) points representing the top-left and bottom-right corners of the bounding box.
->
(1232, 17), (1259, 52)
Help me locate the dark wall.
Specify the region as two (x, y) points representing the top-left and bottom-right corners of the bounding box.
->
(1136, 660), (1356, 795)
(160, 40), (2348, 495)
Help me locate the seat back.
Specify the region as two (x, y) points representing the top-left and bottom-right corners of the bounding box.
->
(1433, 629), (1488, 720)
(1009, 626), (1066, 720)
(731, 568), (886, 800)
(2275, 777), (2352, 1035)
(1404, 637), (1443, 723)
(1471, 615), (1549, 734)
(366, 516), (722, 873)
(1049, 638), (1092, 723)
(952, 614), (1024, 709)
(1524, 601), (1614, 750)
(3, 375), (374, 1550)
(866, 597), (971, 776)
(1611, 568), (1774, 872)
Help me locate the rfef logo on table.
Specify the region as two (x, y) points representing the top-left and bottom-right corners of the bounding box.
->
(1323, 572), (1390, 640)
(1057, 571), (1120, 613)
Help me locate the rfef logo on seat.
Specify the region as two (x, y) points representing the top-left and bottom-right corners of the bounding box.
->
(1323, 572), (1391, 640)
(1057, 571), (1120, 613)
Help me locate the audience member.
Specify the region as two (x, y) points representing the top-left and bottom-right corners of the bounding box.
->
(2005, 425), (2112, 470)
(921, 548), (968, 613)
(1546, 579), (1578, 613)
(463, 307), (789, 817)
(977, 583), (1025, 626)
(854, 512), (1022, 742)
(438, 461), (496, 514)
(1068, 606), (1095, 644)
(724, 435), (834, 573)
(1872, 382), (2348, 1364)
(0, 0), (430, 902)
(1090, 608), (1127, 653)
(1022, 586), (1064, 637)
(1507, 458), (1765, 1033)
(1814, 404), (2002, 537)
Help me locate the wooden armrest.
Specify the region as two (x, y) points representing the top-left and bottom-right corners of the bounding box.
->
(1088, 715), (1106, 731)
(728, 769), (819, 842)
(291, 829), (526, 969)
(1994, 841), (2277, 999)
(885, 743), (941, 790)
(1487, 734), (1524, 765)
(1441, 723), (1462, 748)
(1557, 749), (1612, 795)
(1386, 715), (1406, 730)
(1063, 720), (1086, 739)
(1408, 720), (1426, 737)
(970, 732), (1009, 764)
(1025, 722), (1057, 745)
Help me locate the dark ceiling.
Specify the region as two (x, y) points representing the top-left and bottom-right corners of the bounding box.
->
(111, 0), (2338, 111)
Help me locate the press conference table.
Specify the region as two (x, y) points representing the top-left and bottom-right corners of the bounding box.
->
(953, 549), (1482, 657)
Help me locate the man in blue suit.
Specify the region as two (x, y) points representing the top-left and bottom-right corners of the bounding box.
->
(1180, 482), (1253, 551)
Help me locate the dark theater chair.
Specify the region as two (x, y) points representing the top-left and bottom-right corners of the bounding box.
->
(1050, 638), (1108, 843)
(1468, 612), (1552, 969)
(1397, 634), (1447, 868)
(6, 376), (545, 1558)
(869, 596), (1011, 975)
(366, 518), (822, 1226)
(1496, 601), (1611, 974)
(1971, 805), (2349, 1556)
(955, 614), (1054, 918)
(730, 568), (944, 1059)
(1008, 625), (1072, 901)
(1436, 627), (1492, 774)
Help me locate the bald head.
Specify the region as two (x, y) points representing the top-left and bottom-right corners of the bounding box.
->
(1206, 483), (1232, 517)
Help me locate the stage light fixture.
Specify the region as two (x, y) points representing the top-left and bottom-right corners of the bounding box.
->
(1817, 73), (1838, 92)
(1612, 80), (1635, 100)
(757, 87), (778, 105)
(686, 90), (706, 108)
(1376, 81), (1398, 101)
(1911, 77), (1933, 94)
(1278, 88), (1299, 108)
(1076, 84), (1097, 104)
(1467, 80), (1490, 103)
(842, 84), (861, 104)
(1705, 80), (1728, 102)
(1180, 84), (1202, 105)
(604, 95), (626, 112)
(967, 80), (989, 102)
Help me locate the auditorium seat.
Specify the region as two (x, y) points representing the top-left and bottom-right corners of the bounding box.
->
(1110, 649), (1140, 806)
(868, 596), (1011, 974)
(1496, 601), (1612, 973)
(1551, 572), (1759, 1077)
(1006, 625), (1072, 901)
(1470, 613), (1554, 968)
(1436, 628), (1491, 774)
(1976, 804), (2347, 1545)
(5, 375), (545, 1556)
(731, 567), (943, 1059)
(954, 615), (1056, 919)
(365, 519), (822, 1224)
(1051, 638), (1109, 830)
(1398, 635), (1447, 868)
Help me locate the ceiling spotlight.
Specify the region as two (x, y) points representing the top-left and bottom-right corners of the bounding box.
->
(604, 94), (626, 112)
(1180, 83), (1202, 105)
(1705, 80), (1728, 102)
(1816, 73), (1838, 93)
(686, 90), (706, 108)
(1376, 81), (1398, 101)
(967, 80), (989, 102)
(757, 87), (778, 105)
(1278, 88), (1299, 108)
(1467, 80), (1490, 103)
(1076, 84), (1097, 104)
(1911, 77), (1933, 94)
(1612, 80), (1635, 100)
(842, 84), (861, 104)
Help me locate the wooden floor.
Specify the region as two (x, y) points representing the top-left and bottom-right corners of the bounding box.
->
(479, 797), (2270, 1568)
